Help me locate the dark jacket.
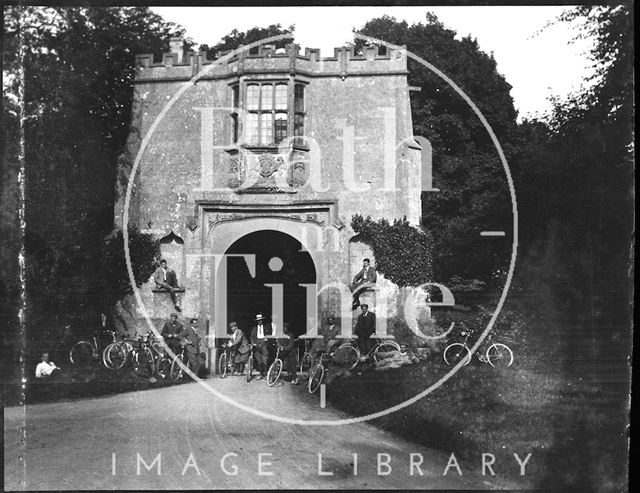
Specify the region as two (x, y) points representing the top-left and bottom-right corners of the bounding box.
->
(176, 325), (200, 350)
(353, 266), (377, 285)
(250, 322), (273, 345)
(279, 335), (298, 358)
(162, 320), (183, 338)
(154, 267), (178, 287)
(355, 311), (376, 339)
(230, 329), (251, 354)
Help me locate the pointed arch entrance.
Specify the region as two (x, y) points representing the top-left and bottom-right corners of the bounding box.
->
(223, 230), (316, 335)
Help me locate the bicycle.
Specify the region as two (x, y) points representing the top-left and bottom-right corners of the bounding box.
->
(308, 349), (333, 394)
(443, 330), (514, 367)
(169, 341), (196, 382)
(333, 337), (402, 370)
(298, 339), (313, 379)
(245, 344), (257, 382)
(149, 334), (173, 379)
(129, 331), (162, 378)
(102, 335), (135, 370)
(218, 343), (235, 378)
(266, 344), (284, 387)
(69, 330), (118, 366)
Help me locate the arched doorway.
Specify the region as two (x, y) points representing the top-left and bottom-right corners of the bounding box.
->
(222, 230), (316, 336)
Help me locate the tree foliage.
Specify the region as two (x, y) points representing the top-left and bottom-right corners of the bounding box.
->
(351, 215), (432, 287)
(532, 4), (633, 325)
(3, 7), (184, 334)
(99, 227), (161, 308)
(354, 15), (517, 288)
(199, 23), (294, 59)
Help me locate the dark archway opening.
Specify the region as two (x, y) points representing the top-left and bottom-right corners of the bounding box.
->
(223, 230), (316, 337)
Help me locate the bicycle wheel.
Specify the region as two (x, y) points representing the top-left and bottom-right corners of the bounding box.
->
(156, 355), (172, 378)
(333, 344), (359, 370)
(443, 343), (471, 366)
(299, 352), (312, 379)
(102, 343), (116, 368)
(70, 341), (94, 365)
(103, 343), (127, 370)
(133, 347), (155, 378)
(373, 340), (401, 362)
(218, 352), (228, 378)
(246, 355), (253, 382)
(169, 354), (186, 382)
(486, 343), (514, 367)
(266, 359), (283, 387)
(308, 363), (325, 394)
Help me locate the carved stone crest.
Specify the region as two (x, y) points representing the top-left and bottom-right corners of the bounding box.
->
(257, 154), (284, 178)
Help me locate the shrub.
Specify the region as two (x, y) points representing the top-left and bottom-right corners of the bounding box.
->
(351, 214), (433, 287)
(99, 226), (160, 308)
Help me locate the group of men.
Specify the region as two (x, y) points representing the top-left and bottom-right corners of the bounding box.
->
(222, 301), (376, 384)
(152, 257), (379, 382)
(225, 313), (274, 380)
(160, 313), (203, 376)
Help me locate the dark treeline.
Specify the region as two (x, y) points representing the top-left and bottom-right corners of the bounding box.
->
(355, 7), (633, 344)
(1, 7), (185, 378)
(1, 6), (633, 375)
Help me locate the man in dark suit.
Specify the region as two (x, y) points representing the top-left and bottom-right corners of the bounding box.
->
(351, 258), (377, 309)
(175, 318), (202, 377)
(153, 259), (181, 311)
(250, 313), (272, 380)
(311, 314), (342, 369)
(354, 303), (376, 354)
(279, 323), (299, 384)
(161, 312), (183, 355)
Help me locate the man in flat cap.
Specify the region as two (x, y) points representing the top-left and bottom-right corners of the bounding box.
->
(161, 312), (183, 355)
(174, 317), (202, 377)
(228, 321), (251, 375)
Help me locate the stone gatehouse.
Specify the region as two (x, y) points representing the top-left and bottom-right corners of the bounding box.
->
(114, 37), (424, 364)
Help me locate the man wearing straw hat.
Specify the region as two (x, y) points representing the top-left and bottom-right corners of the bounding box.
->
(250, 313), (271, 380)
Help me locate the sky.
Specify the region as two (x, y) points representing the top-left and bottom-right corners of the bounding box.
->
(151, 6), (596, 121)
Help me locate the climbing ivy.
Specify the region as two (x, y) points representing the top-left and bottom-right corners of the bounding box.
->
(99, 226), (161, 308)
(351, 215), (433, 287)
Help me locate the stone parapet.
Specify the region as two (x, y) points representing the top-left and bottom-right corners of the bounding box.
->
(134, 41), (407, 82)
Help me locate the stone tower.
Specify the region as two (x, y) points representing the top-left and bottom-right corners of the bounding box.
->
(114, 38), (423, 363)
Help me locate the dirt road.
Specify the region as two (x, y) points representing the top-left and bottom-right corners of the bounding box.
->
(5, 375), (528, 490)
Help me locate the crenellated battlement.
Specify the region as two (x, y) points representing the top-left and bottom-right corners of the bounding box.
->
(134, 38), (408, 82)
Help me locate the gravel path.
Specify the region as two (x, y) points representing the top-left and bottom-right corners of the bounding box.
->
(5, 375), (528, 490)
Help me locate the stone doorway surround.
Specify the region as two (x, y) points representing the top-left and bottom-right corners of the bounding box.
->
(196, 200), (347, 368)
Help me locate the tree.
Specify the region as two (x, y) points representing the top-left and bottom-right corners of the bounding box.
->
(354, 15), (518, 291)
(3, 7), (185, 334)
(543, 4), (634, 327)
(199, 23), (294, 58)
(503, 4), (632, 340)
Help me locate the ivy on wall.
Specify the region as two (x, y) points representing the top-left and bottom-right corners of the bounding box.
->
(99, 227), (161, 307)
(351, 215), (433, 287)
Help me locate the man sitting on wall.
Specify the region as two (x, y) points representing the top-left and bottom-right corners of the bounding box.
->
(351, 258), (377, 309)
(153, 259), (181, 311)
